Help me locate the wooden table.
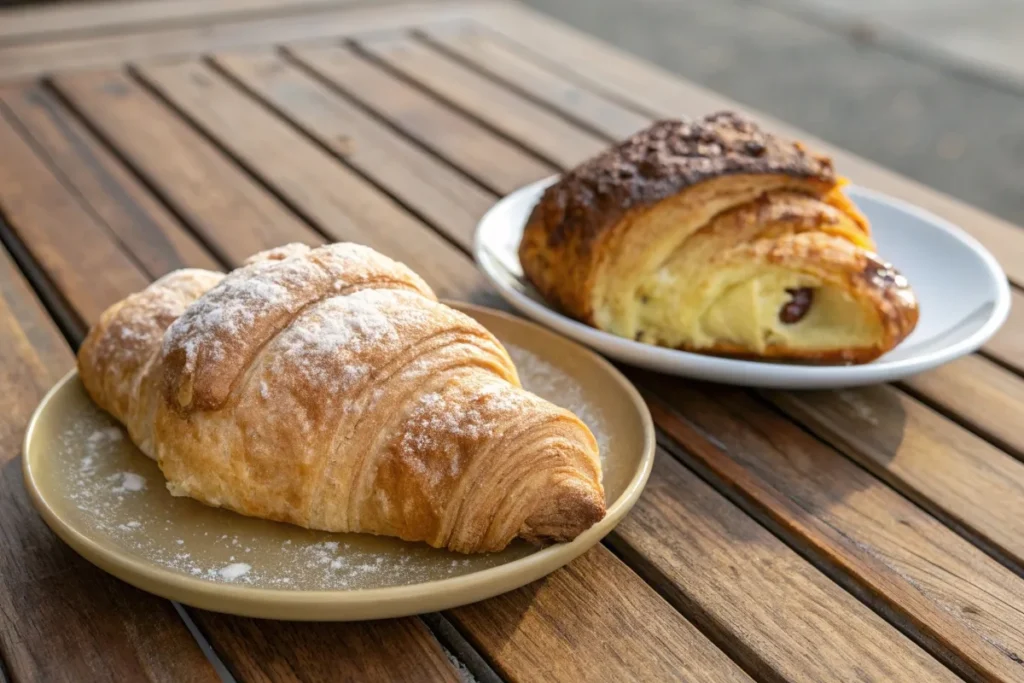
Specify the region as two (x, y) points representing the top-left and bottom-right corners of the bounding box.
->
(2, 1), (1024, 681)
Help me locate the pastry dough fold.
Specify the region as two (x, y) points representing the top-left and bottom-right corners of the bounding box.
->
(79, 243), (604, 553)
(519, 112), (918, 363)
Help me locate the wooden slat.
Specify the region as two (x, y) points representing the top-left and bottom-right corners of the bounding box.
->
(189, 613), (460, 683)
(901, 354), (1024, 458)
(132, 59), (490, 304)
(609, 451), (957, 682)
(0, 1), (481, 80)
(473, 3), (1024, 290)
(643, 379), (1024, 681)
(0, 243), (217, 682)
(0, 0), (356, 46)
(421, 25), (651, 140)
(0, 83), (220, 277)
(0, 107), (149, 327)
(287, 42), (553, 196)
(449, 546), (754, 683)
(39, 64), (755, 682)
(768, 382), (1024, 562)
(212, 49), (494, 249)
(356, 34), (606, 169)
(51, 69), (323, 265)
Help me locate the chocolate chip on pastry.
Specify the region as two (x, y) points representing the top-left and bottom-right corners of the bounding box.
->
(519, 111), (918, 364)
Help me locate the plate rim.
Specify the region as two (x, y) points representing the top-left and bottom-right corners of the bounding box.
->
(474, 176), (1012, 389)
(22, 302), (655, 621)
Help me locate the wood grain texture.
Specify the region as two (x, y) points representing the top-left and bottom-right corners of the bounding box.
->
(288, 42), (554, 195)
(901, 354), (1024, 458)
(0, 107), (149, 327)
(0, 0), (358, 46)
(0, 243), (217, 683)
(475, 2), (1024, 289)
(642, 378), (1024, 682)
(449, 545), (753, 683)
(190, 613), (460, 683)
(610, 451), (956, 683)
(212, 49), (494, 249)
(0, 83), (221, 277)
(421, 25), (652, 140)
(133, 58), (491, 303)
(51, 69), (324, 265)
(356, 34), (606, 169)
(768, 383), (1024, 565)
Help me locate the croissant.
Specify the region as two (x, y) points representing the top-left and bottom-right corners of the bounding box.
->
(519, 111), (919, 364)
(77, 243), (605, 553)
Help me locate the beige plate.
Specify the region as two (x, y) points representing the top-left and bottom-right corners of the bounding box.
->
(23, 303), (654, 620)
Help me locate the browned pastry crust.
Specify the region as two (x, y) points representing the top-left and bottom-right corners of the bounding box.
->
(78, 243), (605, 553)
(519, 111), (918, 364)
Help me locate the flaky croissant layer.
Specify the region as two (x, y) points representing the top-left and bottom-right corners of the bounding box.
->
(520, 112), (919, 364)
(78, 243), (605, 553)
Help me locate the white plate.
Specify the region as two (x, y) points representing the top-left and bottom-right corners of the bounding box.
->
(474, 177), (1011, 389)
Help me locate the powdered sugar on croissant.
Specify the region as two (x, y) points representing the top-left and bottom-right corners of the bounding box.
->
(77, 243), (605, 553)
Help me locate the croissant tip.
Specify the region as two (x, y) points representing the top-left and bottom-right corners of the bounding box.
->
(519, 483), (607, 546)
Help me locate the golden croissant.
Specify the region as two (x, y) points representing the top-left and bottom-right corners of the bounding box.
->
(78, 243), (605, 553)
(519, 111), (919, 364)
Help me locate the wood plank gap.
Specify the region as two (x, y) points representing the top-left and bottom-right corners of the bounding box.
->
(979, 348), (1024, 382)
(348, 35), (584, 171)
(203, 51), (485, 254)
(0, 95), (161, 282)
(0, 212), (85, 342)
(419, 613), (506, 683)
(895, 380), (1024, 463)
(171, 603), (238, 683)
(412, 29), (646, 142)
(283, 41), (555, 196)
(646, 428), (977, 682)
(39, 77), (235, 270)
(598, 530), (778, 683)
(275, 43), (511, 199)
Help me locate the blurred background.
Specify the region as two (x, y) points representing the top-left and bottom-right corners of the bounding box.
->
(518, 0), (1024, 228)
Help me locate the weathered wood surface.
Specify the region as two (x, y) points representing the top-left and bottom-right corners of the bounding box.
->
(0, 2), (1022, 681)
